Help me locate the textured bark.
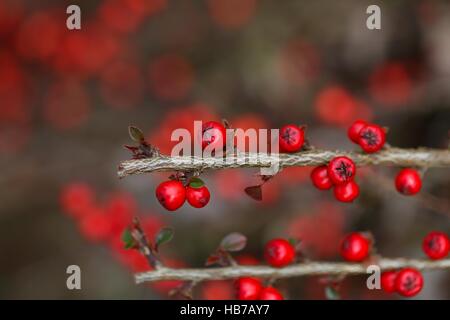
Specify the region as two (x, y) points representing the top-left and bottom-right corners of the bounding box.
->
(118, 148), (450, 178)
(135, 258), (450, 283)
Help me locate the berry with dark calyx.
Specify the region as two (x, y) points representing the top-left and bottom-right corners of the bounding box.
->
(422, 231), (449, 260)
(395, 268), (423, 297)
(279, 124), (305, 153)
(200, 120), (226, 150)
(327, 156), (356, 185)
(310, 165), (333, 190)
(381, 271), (398, 293)
(259, 287), (284, 300)
(395, 168), (422, 196)
(358, 124), (386, 153)
(155, 180), (186, 211)
(340, 232), (370, 262)
(348, 120), (367, 144)
(333, 181), (359, 202)
(235, 277), (263, 300)
(186, 178), (210, 208)
(264, 238), (296, 268)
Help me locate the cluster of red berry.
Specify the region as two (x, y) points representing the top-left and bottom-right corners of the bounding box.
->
(311, 156), (359, 202)
(310, 120), (424, 201)
(310, 120), (388, 202)
(235, 238), (296, 300)
(156, 178), (211, 211)
(347, 120), (386, 153)
(340, 231), (449, 297)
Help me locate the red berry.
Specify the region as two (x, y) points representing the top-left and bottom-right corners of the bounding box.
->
(259, 286), (284, 300)
(200, 120), (226, 150)
(381, 271), (398, 293)
(264, 238), (295, 268)
(395, 168), (422, 196)
(186, 185), (210, 208)
(348, 120), (367, 144)
(235, 277), (263, 300)
(422, 231), (449, 260)
(358, 124), (386, 153)
(155, 180), (186, 211)
(395, 268), (423, 297)
(310, 165), (333, 190)
(333, 181), (359, 202)
(279, 124), (305, 153)
(340, 232), (370, 262)
(327, 156), (356, 185)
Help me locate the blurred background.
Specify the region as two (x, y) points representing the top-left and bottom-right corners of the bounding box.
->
(0, 0), (449, 299)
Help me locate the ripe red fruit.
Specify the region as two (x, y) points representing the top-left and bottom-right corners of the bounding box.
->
(279, 124), (305, 153)
(340, 232), (370, 262)
(395, 268), (423, 297)
(327, 156), (356, 185)
(264, 238), (296, 268)
(259, 286), (284, 300)
(333, 181), (359, 202)
(381, 271), (398, 293)
(395, 168), (422, 196)
(235, 277), (263, 300)
(422, 231), (449, 260)
(310, 165), (333, 190)
(348, 120), (367, 144)
(201, 120), (226, 151)
(358, 124), (386, 153)
(186, 185), (211, 208)
(155, 180), (186, 211)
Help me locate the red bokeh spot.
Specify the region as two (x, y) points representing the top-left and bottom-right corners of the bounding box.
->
(60, 182), (96, 219)
(207, 0), (258, 30)
(148, 54), (194, 101)
(201, 281), (234, 300)
(368, 61), (413, 107)
(287, 203), (345, 258)
(315, 85), (372, 127)
(78, 207), (113, 243)
(53, 24), (121, 78)
(43, 80), (91, 130)
(214, 169), (248, 201)
(15, 10), (63, 62)
(0, 0), (24, 38)
(278, 39), (321, 86)
(147, 103), (217, 154)
(104, 192), (136, 238)
(124, 0), (167, 17)
(100, 60), (144, 110)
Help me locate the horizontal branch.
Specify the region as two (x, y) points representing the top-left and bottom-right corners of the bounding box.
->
(135, 258), (450, 283)
(118, 147), (450, 178)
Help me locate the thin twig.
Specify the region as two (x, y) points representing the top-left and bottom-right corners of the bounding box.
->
(118, 148), (450, 178)
(131, 218), (163, 269)
(134, 258), (450, 283)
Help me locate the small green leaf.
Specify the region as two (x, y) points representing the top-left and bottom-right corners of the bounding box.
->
(325, 286), (340, 300)
(154, 227), (174, 251)
(121, 228), (134, 249)
(189, 177), (204, 189)
(220, 232), (247, 252)
(128, 126), (145, 142)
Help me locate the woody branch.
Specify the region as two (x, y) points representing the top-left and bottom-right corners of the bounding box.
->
(134, 258), (450, 283)
(118, 148), (450, 178)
